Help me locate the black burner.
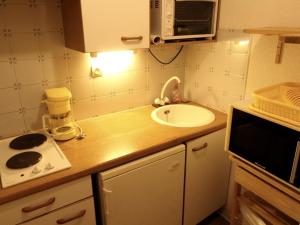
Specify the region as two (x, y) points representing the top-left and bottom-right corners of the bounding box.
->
(6, 151), (42, 169)
(9, 133), (47, 150)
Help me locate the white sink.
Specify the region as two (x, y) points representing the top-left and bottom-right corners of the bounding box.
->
(151, 104), (215, 128)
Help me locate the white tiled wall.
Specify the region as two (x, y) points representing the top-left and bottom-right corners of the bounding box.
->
(246, 35), (300, 96)
(3, 1), (300, 139)
(184, 29), (300, 114)
(0, 0), (185, 138)
(184, 29), (251, 112)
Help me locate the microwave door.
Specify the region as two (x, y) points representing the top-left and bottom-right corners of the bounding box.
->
(229, 108), (299, 185)
(174, 0), (214, 36)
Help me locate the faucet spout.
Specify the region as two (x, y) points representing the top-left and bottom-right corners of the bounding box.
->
(160, 76), (181, 100)
(154, 76), (181, 106)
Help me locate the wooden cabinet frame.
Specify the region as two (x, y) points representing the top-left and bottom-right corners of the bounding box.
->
(230, 156), (300, 225)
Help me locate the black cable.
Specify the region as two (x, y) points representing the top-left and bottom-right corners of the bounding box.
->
(148, 46), (184, 65)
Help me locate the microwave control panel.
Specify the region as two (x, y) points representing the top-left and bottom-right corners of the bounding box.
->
(164, 0), (174, 37)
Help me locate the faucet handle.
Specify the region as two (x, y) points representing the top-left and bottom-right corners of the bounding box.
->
(163, 96), (170, 104)
(154, 98), (164, 106)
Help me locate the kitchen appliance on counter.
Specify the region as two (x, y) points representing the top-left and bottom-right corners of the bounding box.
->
(43, 87), (83, 141)
(225, 101), (300, 191)
(150, 0), (219, 43)
(0, 132), (71, 188)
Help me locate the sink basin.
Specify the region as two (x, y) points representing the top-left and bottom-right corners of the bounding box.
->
(151, 104), (215, 128)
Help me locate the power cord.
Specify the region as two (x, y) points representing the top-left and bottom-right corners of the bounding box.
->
(148, 46), (184, 65)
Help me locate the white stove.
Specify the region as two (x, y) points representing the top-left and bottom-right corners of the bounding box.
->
(0, 132), (71, 188)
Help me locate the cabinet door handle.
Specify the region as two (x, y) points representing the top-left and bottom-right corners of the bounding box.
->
(56, 210), (86, 224)
(192, 143), (208, 152)
(121, 36), (143, 42)
(169, 161), (180, 171)
(22, 197), (56, 213)
(103, 188), (112, 216)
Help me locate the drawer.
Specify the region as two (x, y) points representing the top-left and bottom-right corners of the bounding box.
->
(0, 176), (92, 225)
(20, 197), (96, 225)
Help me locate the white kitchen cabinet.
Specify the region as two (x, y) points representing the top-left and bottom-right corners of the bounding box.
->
(98, 145), (185, 225)
(61, 0), (150, 52)
(184, 129), (231, 225)
(0, 176), (95, 225)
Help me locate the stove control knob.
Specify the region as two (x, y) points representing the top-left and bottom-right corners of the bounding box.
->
(32, 166), (41, 174)
(45, 163), (55, 170)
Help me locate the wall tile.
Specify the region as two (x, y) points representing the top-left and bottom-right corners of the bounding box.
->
(0, 88), (21, 114)
(0, 62), (16, 88)
(0, 35), (11, 61)
(109, 73), (130, 94)
(11, 32), (39, 60)
(2, 3), (36, 32)
(24, 106), (47, 131)
(35, 3), (62, 31)
(93, 96), (114, 116)
(0, 7), (5, 31)
(93, 76), (112, 97)
(39, 32), (65, 58)
(73, 98), (94, 120)
(68, 53), (91, 78)
(128, 70), (147, 91)
(127, 90), (149, 109)
(42, 57), (68, 83)
(14, 59), (43, 85)
(0, 112), (25, 138)
(19, 84), (44, 109)
(70, 77), (93, 100)
(129, 49), (147, 71)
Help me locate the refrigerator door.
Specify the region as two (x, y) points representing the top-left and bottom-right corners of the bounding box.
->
(98, 145), (185, 225)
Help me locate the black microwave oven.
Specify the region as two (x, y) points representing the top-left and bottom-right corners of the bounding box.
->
(225, 102), (300, 190)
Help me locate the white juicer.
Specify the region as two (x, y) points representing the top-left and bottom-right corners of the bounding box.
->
(43, 87), (81, 141)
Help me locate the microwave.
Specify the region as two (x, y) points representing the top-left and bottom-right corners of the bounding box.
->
(225, 102), (300, 191)
(150, 0), (219, 43)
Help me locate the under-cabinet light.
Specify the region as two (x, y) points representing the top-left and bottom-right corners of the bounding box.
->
(90, 50), (134, 77)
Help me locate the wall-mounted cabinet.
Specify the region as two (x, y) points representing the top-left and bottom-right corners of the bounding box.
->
(61, 0), (150, 53)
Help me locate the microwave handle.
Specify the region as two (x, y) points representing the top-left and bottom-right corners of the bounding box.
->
(289, 141), (300, 184)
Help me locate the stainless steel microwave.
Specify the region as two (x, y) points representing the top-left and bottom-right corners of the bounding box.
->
(150, 0), (219, 43)
(225, 102), (300, 191)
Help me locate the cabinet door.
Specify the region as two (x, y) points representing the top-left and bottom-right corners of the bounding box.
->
(184, 129), (230, 225)
(81, 0), (149, 52)
(21, 198), (96, 225)
(100, 150), (185, 225)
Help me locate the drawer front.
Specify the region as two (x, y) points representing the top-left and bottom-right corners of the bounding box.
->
(235, 166), (300, 222)
(0, 176), (92, 225)
(21, 197), (96, 225)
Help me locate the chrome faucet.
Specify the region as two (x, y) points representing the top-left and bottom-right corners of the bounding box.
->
(154, 76), (181, 106)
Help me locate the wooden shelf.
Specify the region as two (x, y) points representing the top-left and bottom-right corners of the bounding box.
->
(244, 27), (300, 64)
(238, 196), (287, 225)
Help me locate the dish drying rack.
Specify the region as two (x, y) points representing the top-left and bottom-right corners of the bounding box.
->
(251, 82), (300, 126)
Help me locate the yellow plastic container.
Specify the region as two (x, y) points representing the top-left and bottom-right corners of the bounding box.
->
(251, 82), (300, 126)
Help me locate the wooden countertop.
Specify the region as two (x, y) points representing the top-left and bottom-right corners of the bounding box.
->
(0, 105), (227, 205)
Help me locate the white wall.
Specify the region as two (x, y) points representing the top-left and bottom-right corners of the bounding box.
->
(220, 0), (300, 29)
(246, 36), (300, 97)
